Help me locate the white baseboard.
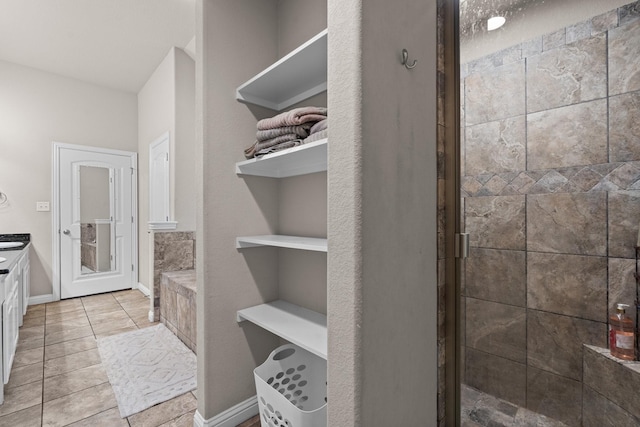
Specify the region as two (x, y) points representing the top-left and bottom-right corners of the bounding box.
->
(193, 396), (258, 427)
(149, 310), (155, 323)
(136, 282), (151, 296)
(28, 294), (55, 306)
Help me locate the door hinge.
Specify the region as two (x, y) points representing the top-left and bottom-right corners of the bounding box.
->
(455, 233), (470, 259)
(131, 167), (134, 175)
(131, 216), (134, 223)
(132, 264), (134, 272)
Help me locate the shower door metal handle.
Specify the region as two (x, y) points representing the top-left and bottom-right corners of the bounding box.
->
(455, 233), (470, 259)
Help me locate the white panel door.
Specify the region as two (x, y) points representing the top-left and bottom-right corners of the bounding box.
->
(58, 146), (135, 299)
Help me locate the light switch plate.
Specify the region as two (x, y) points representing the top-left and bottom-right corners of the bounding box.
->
(36, 201), (50, 212)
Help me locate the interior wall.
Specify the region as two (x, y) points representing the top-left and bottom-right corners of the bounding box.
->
(197, 0), (280, 418)
(328, 0), (439, 425)
(137, 47), (196, 291)
(0, 60), (137, 297)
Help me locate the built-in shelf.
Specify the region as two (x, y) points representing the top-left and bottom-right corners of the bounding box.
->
(237, 300), (327, 359)
(236, 235), (327, 252)
(236, 29), (328, 111)
(236, 138), (327, 178)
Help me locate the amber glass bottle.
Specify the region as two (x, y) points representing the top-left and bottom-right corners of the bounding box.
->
(609, 303), (636, 361)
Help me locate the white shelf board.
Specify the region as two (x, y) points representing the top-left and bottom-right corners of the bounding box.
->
(236, 29), (328, 111)
(237, 300), (327, 359)
(236, 138), (327, 178)
(236, 235), (327, 252)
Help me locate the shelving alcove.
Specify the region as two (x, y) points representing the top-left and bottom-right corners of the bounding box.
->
(235, 29), (329, 360)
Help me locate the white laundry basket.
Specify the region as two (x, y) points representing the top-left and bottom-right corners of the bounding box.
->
(254, 344), (327, 427)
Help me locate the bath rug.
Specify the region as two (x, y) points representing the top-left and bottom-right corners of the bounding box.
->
(97, 323), (197, 418)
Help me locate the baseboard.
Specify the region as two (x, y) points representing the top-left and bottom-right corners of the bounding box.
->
(193, 396), (258, 427)
(28, 294), (55, 306)
(136, 282), (151, 296)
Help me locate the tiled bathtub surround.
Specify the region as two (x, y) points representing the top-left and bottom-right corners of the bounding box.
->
(461, 2), (640, 425)
(152, 231), (195, 321)
(160, 270), (197, 353)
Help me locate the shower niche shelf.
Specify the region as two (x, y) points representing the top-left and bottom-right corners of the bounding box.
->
(236, 235), (327, 252)
(236, 138), (327, 178)
(236, 29), (328, 111)
(237, 299), (327, 359)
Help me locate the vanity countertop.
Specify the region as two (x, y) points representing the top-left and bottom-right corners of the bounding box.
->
(0, 234), (31, 276)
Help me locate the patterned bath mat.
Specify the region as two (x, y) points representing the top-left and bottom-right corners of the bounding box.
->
(97, 323), (197, 418)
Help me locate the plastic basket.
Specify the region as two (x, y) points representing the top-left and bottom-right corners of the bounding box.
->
(254, 344), (327, 427)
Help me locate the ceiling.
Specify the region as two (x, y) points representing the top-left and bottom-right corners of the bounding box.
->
(0, 0), (195, 94)
(460, 0), (537, 34)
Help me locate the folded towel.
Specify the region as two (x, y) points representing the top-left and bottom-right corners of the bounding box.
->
(255, 140), (303, 157)
(256, 124), (312, 142)
(309, 118), (327, 135)
(303, 129), (328, 144)
(257, 106), (327, 130)
(244, 133), (301, 159)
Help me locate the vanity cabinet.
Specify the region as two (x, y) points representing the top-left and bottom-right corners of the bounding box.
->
(0, 244), (31, 404)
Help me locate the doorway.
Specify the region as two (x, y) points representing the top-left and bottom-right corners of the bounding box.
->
(53, 143), (138, 300)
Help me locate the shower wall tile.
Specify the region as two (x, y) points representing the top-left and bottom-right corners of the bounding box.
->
(527, 253), (607, 322)
(465, 195), (525, 250)
(583, 385), (640, 427)
(610, 91), (640, 162)
(566, 20), (593, 44)
(465, 348), (526, 407)
(583, 345), (640, 419)
(526, 367), (582, 427)
(609, 18), (640, 96)
(608, 190), (640, 258)
(608, 258), (637, 325)
(542, 28), (566, 51)
(527, 192), (607, 256)
(592, 9), (619, 34)
(527, 310), (606, 381)
(527, 99), (608, 170)
(619, 1), (640, 27)
(521, 37), (542, 58)
(465, 61), (525, 126)
(527, 33), (606, 113)
(465, 248), (526, 306)
(466, 298), (526, 363)
(465, 116), (525, 175)
(466, 45), (522, 76)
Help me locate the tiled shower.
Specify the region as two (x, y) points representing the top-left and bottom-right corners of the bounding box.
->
(460, 2), (640, 425)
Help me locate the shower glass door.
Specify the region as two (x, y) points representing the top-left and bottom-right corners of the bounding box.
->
(459, 0), (640, 425)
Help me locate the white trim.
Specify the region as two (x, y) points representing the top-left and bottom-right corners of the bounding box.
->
(193, 396), (258, 427)
(52, 142), (138, 300)
(28, 294), (55, 306)
(148, 221), (178, 230)
(148, 310), (155, 323)
(136, 282), (150, 296)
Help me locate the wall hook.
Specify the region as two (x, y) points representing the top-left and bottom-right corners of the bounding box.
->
(401, 49), (417, 69)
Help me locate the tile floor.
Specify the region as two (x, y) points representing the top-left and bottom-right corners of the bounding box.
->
(0, 289), (198, 427)
(461, 384), (567, 427)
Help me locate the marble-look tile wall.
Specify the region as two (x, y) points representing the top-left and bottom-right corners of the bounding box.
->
(160, 270), (197, 353)
(152, 231), (196, 321)
(461, 3), (640, 426)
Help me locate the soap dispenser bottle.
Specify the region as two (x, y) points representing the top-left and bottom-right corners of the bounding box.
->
(609, 303), (636, 361)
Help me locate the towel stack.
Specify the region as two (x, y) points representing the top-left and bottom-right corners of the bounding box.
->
(244, 106), (328, 159)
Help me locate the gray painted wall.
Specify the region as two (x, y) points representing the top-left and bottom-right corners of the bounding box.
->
(197, 0), (438, 423)
(328, 0), (438, 425)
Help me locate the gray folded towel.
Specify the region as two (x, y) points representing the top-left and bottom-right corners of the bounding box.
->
(309, 118), (327, 135)
(257, 106), (327, 131)
(256, 124), (312, 142)
(244, 134), (300, 159)
(303, 129), (328, 144)
(255, 140), (303, 157)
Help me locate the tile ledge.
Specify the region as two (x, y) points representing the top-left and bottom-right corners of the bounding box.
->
(584, 344), (640, 374)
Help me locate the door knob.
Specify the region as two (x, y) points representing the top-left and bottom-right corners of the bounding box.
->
(63, 229), (70, 235)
